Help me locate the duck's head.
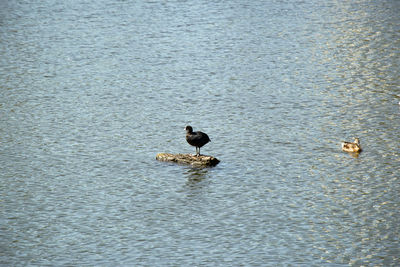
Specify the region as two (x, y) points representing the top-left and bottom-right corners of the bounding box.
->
(354, 138), (360, 145)
(185, 126), (193, 133)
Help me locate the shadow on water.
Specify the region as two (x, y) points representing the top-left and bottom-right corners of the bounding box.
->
(180, 167), (211, 199)
(184, 167), (209, 185)
(345, 152), (361, 158)
(337, 148), (362, 159)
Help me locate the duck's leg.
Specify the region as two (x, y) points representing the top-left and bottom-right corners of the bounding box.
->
(198, 147), (201, 156)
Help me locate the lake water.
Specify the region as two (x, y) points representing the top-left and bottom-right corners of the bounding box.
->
(1, 0), (399, 266)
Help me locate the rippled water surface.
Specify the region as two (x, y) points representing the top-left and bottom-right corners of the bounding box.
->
(1, 0), (399, 266)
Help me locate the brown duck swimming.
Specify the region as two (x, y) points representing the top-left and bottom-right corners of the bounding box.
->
(342, 138), (362, 153)
(185, 126), (211, 156)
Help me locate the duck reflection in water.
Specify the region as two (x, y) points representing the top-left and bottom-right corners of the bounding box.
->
(185, 167), (209, 183)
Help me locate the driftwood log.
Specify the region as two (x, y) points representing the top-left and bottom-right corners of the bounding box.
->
(156, 153), (220, 167)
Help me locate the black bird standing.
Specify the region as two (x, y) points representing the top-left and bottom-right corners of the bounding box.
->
(185, 126), (211, 156)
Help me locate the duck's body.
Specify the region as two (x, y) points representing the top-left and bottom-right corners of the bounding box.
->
(342, 138), (362, 153)
(185, 126), (210, 156)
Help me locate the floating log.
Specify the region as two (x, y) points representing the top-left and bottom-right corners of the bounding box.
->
(156, 153), (220, 167)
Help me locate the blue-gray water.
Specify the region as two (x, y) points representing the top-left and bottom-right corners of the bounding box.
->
(1, 0), (399, 266)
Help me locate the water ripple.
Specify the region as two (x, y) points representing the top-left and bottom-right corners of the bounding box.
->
(1, 0), (399, 266)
